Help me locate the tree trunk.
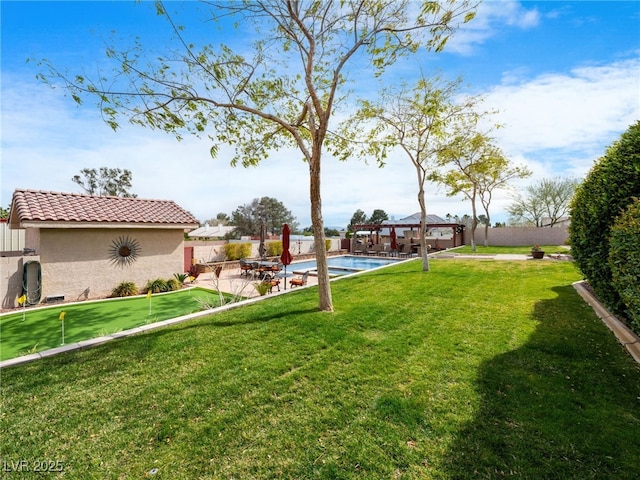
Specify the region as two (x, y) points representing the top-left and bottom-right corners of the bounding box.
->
(309, 148), (333, 312)
(470, 187), (478, 251)
(483, 222), (489, 247)
(417, 183), (430, 272)
(483, 212), (490, 247)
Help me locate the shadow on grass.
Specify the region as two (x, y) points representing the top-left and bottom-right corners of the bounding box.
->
(441, 285), (640, 479)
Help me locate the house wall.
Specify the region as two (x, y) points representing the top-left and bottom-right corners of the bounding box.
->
(0, 255), (41, 309)
(38, 228), (185, 301)
(465, 226), (570, 247)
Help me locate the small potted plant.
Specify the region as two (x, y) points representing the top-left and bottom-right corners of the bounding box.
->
(531, 245), (545, 259)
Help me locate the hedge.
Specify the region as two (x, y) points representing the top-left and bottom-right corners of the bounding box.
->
(608, 198), (640, 333)
(569, 121), (640, 317)
(223, 242), (252, 260)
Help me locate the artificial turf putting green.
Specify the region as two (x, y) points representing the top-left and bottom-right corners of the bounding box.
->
(0, 287), (226, 361)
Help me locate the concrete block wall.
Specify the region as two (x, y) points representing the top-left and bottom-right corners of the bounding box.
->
(466, 227), (570, 247)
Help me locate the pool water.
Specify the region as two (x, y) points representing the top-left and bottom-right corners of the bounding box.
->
(289, 255), (401, 276)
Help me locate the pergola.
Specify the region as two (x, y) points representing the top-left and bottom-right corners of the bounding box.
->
(351, 222), (466, 249)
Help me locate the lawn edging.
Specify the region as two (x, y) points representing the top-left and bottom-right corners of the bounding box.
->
(573, 280), (640, 364)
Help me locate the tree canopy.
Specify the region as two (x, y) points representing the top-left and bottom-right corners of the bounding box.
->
(507, 177), (578, 227)
(203, 213), (231, 226)
(40, 0), (476, 311)
(71, 167), (137, 197)
(231, 197), (297, 237)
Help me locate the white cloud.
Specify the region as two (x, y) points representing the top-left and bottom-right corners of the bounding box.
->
(485, 58), (640, 163)
(447, 0), (541, 54)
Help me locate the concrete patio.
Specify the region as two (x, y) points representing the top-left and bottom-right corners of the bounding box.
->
(193, 264), (319, 298)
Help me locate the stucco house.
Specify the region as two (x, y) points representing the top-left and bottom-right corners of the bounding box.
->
(5, 189), (198, 307)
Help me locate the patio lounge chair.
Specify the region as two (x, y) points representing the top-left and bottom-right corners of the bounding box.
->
(290, 271), (309, 288)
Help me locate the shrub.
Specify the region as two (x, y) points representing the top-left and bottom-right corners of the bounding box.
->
(569, 121), (640, 315)
(608, 198), (640, 334)
(174, 273), (188, 284)
(146, 278), (169, 294)
(223, 242), (252, 260)
(253, 281), (271, 296)
(325, 239), (331, 251)
(166, 278), (181, 291)
(188, 264), (200, 280)
(266, 241), (283, 257)
(111, 281), (138, 298)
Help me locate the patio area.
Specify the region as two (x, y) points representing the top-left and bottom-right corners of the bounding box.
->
(193, 263), (319, 298)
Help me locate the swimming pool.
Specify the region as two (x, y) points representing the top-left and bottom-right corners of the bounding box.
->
(289, 255), (402, 276)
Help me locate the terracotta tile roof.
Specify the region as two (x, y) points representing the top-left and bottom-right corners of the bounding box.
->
(9, 189), (199, 227)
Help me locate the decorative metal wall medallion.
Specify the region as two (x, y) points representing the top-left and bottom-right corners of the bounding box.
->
(109, 235), (141, 267)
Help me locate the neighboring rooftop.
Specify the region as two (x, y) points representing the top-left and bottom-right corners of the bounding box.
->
(188, 223), (236, 238)
(9, 189), (199, 229)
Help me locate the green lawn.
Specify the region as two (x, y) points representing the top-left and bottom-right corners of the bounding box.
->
(1, 259), (639, 479)
(0, 287), (226, 361)
(449, 244), (569, 255)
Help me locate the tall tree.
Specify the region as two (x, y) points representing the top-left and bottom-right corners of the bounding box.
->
(349, 76), (481, 270)
(433, 125), (530, 248)
(348, 209), (368, 232)
(507, 177), (578, 227)
(41, 0), (476, 311)
(203, 212), (231, 226)
(432, 128), (493, 251)
(368, 209), (389, 224)
(71, 167), (137, 197)
(476, 151), (531, 245)
(232, 197), (297, 237)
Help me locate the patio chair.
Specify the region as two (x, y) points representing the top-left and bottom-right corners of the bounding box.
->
(290, 271), (309, 288)
(261, 273), (281, 293)
(239, 259), (253, 277)
(251, 262), (264, 279)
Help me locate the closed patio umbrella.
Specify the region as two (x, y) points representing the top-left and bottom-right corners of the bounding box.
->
(258, 222), (266, 259)
(390, 226), (398, 252)
(280, 223), (292, 290)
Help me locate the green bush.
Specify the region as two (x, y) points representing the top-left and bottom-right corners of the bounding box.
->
(223, 242), (252, 260)
(325, 239), (331, 251)
(166, 278), (181, 291)
(145, 278), (169, 294)
(111, 281), (138, 298)
(608, 198), (640, 334)
(569, 121), (640, 315)
(174, 273), (188, 284)
(266, 241), (283, 257)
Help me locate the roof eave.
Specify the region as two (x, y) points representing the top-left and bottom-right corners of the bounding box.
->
(16, 221), (199, 230)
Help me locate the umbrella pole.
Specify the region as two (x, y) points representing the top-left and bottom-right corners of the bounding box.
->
(284, 265), (287, 290)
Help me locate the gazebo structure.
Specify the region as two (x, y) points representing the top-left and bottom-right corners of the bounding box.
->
(351, 214), (465, 254)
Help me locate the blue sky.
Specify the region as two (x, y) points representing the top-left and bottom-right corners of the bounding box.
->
(2, 1), (639, 228)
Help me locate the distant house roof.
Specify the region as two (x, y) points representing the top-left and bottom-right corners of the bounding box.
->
(9, 189), (199, 229)
(390, 213), (448, 225)
(188, 223), (236, 238)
